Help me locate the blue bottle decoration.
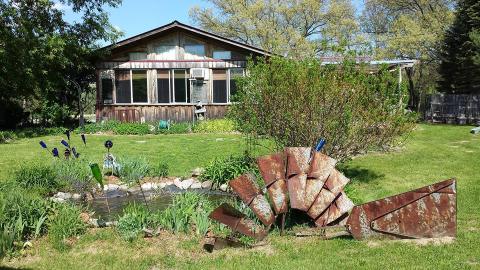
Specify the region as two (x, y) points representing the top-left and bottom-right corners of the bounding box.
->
(72, 147), (80, 158)
(81, 134), (86, 146)
(315, 138), (326, 152)
(61, 139), (70, 148)
(52, 148), (59, 157)
(39, 141), (47, 149)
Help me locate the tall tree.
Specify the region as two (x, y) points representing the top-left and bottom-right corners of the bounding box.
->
(0, 0), (121, 128)
(440, 0), (480, 93)
(360, 0), (455, 110)
(189, 0), (359, 58)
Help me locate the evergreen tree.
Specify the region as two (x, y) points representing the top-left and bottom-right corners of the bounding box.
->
(440, 0), (480, 94)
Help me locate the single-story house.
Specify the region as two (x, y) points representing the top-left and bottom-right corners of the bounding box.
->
(95, 20), (270, 123)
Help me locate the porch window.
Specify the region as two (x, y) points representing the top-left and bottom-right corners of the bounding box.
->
(155, 45), (176, 60)
(101, 78), (113, 104)
(115, 70), (131, 103)
(229, 68), (245, 101)
(114, 70), (148, 104)
(129, 52), (148, 61)
(213, 50), (231, 60)
(173, 69), (190, 103)
(132, 70), (148, 103)
(213, 69), (228, 103)
(157, 70), (170, 103)
(184, 37), (205, 59)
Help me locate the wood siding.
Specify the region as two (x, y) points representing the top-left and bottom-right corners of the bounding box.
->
(97, 104), (229, 123)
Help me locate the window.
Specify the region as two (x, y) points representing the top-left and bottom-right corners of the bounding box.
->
(173, 70), (190, 103)
(129, 52), (148, 61)
(212, 70), (228, 103)
(157, 70), (170, 103)
(184, 38), (205, 58)
(213, 51), (231, 60)
(101, 78), (113, 104)
(132, 70), (148, 103)
(212, 69), (245, 103)
(114, 70), (148, 104)
(155, 45), (176, 60)
(229, 68), (245, 101)
(115, 70), (131, 103)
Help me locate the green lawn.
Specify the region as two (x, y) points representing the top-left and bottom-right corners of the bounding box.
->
(2, 124), (480, 269)
(0, 133), (252, 181)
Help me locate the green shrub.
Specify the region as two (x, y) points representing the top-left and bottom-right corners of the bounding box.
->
(149, 161), (169, 177)
(116, 203), (151, 242)
(52, 159), (93, 193)
(192, 119), (236, 133)
(113, 122), (151, 135)
(200, 153), (257, 186)
(154, 192), (214, 235)
(47, 203), (86, 250)
(14, 163), (60, 195)
(118, 157), (150, 184)
(0, 131), (16, 144)
(230, 56), (415, 161)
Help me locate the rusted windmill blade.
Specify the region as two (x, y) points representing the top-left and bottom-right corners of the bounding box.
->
(209, 203), (268, 240)
(257, 153), (289, 215)
(307, 169), (351, 220)
(304, 152), (337, 211)
(314, 192), (354, 227)
(347, 179), (457, 239)
(229, 173), (276, 226)
(285, 147), (311, 210)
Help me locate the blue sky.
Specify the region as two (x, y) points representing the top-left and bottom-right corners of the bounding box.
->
(60, 0), (364, 43)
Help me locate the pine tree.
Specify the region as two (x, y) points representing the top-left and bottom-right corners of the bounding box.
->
(440, 0), (480, 94)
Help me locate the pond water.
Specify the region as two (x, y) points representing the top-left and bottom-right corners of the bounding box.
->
(84, 186), (233, 221)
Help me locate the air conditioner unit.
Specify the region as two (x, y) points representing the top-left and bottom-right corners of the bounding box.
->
(190, 68), (209, 80)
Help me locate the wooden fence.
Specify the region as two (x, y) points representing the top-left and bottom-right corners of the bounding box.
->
(424, 94), (480, 125)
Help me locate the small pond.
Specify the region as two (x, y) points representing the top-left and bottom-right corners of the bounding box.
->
(84, 185), (233, 221)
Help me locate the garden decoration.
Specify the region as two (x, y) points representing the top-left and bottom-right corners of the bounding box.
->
(39, 130), (85, 160)
(206, 142), (457, 251)
(102, 140), (120, 175)
(90, 162), (111, 214)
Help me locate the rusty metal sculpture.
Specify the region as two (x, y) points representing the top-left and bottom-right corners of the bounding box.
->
(206, 144), (457, 251)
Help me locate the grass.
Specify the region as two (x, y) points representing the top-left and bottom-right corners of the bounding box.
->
(1, 124), (480, 269)
(0, 133), (253, 181)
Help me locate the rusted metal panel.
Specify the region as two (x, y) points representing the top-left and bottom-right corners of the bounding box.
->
(229, 174), (261, 205)
(308, 152), (336, 180)
(257, 153), (286, 186)
(257, 153), (289, 215)
(347, 179), (456, 239)
(208, 203), (268, 240)
(307, 188), (336, 219)
(303, 153), (336, 210)
(285, 147), (311, 178)
(314, 192), (354, 227)
(287, 173), (308, 211)
(267, 179), (289, 214)
(323, 169), (350, 195)
(229, 173), (275, 226)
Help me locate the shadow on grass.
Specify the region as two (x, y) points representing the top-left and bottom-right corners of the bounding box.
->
(340, 165), (384, 184)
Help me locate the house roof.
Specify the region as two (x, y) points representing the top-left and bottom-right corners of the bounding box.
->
(103, 20), (271, 56)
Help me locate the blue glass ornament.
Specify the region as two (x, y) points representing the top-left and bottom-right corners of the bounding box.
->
(81, 134), (86, 145)
(315, 138), (326, 152)
(61, 140), (70, 148)
(39, 141), (47, 149)
(52, 148), (59, 157)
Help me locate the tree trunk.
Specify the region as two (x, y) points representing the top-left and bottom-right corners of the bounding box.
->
(405, 67), (417, 111)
